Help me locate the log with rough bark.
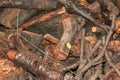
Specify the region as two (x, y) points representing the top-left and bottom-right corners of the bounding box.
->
(7, 49), (63, 80)
(6, 34), (64, 80)
(54, 14), (85, 60)
(6, 34), (78, 80)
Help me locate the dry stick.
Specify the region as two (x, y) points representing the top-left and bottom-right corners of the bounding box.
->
(88, 40), (101, 58)
(57, 0), (110, 31)
(74, 38), (101, 80)
(19, 7), (66, 31)
(75, 29), (86, 80)
(72, 29), (86, 79)
(105, 50), (120, 77)
(7, 49), (63, 80)
(88, 37), (106, 80)
(60, 60), (79, 72)
(80, 29), (85, 62)
(75, 14), (116, 80)
(92, 14), (116, 63)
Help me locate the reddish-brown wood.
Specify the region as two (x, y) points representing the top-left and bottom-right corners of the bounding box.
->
(0, 59), (25, 80)
(19, 7), (66, 31)
(54, 14), (85, 60)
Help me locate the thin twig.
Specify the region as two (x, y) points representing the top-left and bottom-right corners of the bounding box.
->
(61, 60), (79, 72)
(75, 14), (116, 80)
(88, 40), (101, 58)
(92, 14), (116, 63)
(80, 28), (85, 62)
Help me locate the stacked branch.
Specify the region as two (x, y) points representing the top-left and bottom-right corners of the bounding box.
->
(0, 0), (120, 80)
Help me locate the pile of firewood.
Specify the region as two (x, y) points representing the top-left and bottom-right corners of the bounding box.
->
(0, 0), (120, 80)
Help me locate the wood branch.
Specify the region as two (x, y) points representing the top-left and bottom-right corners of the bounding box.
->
(6, 33), (78, 80)
(0, 0), (60, 10)
(43, 34), (59, 45)
(6, 34), (63, 80)
(19, 7), (66, 31)
(57, 0), (110, 31)
(54, 14), (85, 60)
(0, 0), (120, 79)
(7, 49), (63, 80)
(75, 29), (86, 80)
(75, 15), (116, 80)
(0, 8), (38, 28)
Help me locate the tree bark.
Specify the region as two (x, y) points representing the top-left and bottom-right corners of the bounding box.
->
(54, 14), (85, 60)
(0, 0), (59, 10)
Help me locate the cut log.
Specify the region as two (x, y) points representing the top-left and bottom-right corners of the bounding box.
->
(54, 14), (85, 60)
(43, 34), (59, 45)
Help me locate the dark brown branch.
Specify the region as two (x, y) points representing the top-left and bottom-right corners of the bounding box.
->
(19, 7), (66, 31)
(60, 61), (79, 72)
(57, 0), (110, 31)
(0, 0), (59, 10)
(7, 49), (63, 80)
(75, 14), (116, 80)
(7, 34), (63, 80)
